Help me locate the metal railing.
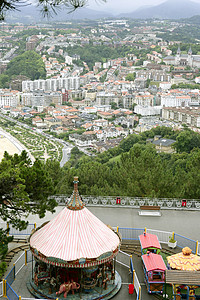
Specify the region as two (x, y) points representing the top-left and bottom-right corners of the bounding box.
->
(8, 223), (35, 237)
(146, 228), (173, 244)
(174, 233), (196, 253)
(15, 252), (26, 276)
(5, 266), (15, 286)
(6, 282), (18, 300)
(116, 250), (130, 268)
(118, 227), (144, 240)
(116, 250), (141, 300)
(0, 281), (3, 297)
(49, 194), (200, 210)
(134, 272), (141, 300)
(198, 242), (200, 256)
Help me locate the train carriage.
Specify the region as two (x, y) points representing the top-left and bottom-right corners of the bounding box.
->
(142, 252), (167, 294)
(139, 232), (162, 255)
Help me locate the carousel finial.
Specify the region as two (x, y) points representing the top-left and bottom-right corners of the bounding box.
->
(67, 177), (85, 210)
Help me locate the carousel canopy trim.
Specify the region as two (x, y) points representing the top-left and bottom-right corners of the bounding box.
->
(166, 270), (200, 285)
(30, 206), (120, 263)
(167, 247), (200, 271)
(31, 249), (118, 268)
(67, 176), (85, 211)
(139, 233), (161, 250)
(142, 253), (166, 272)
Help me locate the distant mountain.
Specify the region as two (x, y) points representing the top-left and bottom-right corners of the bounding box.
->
(180, 14), (200, 24)
(119, 0), (200, 19)
(5, 5), (113, 23)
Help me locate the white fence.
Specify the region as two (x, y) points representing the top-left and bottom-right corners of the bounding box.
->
(146, 228), (172, 244)
(198, 242), (200, 256)
(116, 250), (131, 268)
(21, 298), (47, 300)
(50, 195), (200, 210)
(15, 252), (26, 276)
(9, 223), (35, 237)
(134, 271), (141, 298)
(0, 222), (7, 231)
(0, 281), (3, 297)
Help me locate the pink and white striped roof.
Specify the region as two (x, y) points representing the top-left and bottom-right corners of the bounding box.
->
(30, 207), (120, 262)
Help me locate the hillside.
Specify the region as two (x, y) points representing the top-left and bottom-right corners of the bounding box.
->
(6, 5), (113, 23)
(120, 0), (200, 19)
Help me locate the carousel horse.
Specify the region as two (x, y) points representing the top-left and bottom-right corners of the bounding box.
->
(102, 273), (110, 290)
(70, 279), (80, 294)
(34, 272), (39, 287)
(56, 281), (80, 298)
(111, 269), (115, 283)
(56, 281), (72, 298)
(97, 269), (103, 287)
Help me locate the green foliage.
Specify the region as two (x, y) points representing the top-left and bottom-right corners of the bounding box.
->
(0, 228), (13, 278)
(0, 74), (9, 88)
(65, 44), (146, 70)
(6, 51), (46, 80)
(111, 102), (118, 110)
(171, 83), (200, 89)
(169, 236), (176, 243)
(125, 73), (136, 81)
(54, 126), (200, 199)
(0, 151), (57, 228)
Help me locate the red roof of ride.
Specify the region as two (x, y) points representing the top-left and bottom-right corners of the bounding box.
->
(142, 253), (166, 272)
(139, 233), (161, 250)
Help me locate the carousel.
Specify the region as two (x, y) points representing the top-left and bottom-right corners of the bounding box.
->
(28, 177), (121, 299)
(166, 247), (200, 299)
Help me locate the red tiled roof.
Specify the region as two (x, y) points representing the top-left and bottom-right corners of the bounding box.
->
(142, 253), (166, 272)
(139, 233), (161, 250)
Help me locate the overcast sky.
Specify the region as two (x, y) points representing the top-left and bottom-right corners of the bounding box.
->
(88, 0), (200, 14)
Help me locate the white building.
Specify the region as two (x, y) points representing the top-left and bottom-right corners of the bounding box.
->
(134, 105), (162, 116)
(161, 94), (191, 107)
(0, 90), (20, 107)
(22, 77), (80, 92)
(65, 55), (73, 65)
(159, 82), (172, 90)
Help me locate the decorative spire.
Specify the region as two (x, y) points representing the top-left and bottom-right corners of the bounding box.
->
(67, 177), (85, 211)
(177, 46), (181, 55)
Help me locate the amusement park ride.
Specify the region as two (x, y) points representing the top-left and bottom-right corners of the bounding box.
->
(139, 232), (200, 299)
(28, 177), (122, 299)
(27, 176), (200, 299)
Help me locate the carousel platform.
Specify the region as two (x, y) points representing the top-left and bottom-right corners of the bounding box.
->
(27, 271), (122, 300)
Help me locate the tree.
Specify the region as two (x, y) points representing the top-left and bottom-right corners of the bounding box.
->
(0, 0), (106, 20)
(0, 151), (57, 277)
(0, 151), (57, 229)
(111, 102), (118, 110)
(6, 51), (46, 81)
(125, 73), (136, 81)
(174, 129), (200, 153)
(0, 228), (13, 278)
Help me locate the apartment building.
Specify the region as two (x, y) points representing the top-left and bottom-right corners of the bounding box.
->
(22, 77), (80, 92)
(162, 107), (200, 128)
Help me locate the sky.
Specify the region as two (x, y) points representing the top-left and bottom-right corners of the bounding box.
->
(88, 0), (200, 14)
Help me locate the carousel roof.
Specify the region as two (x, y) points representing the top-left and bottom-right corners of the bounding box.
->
(30, 177), (120, 264)
(167, 247), (200, 271)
